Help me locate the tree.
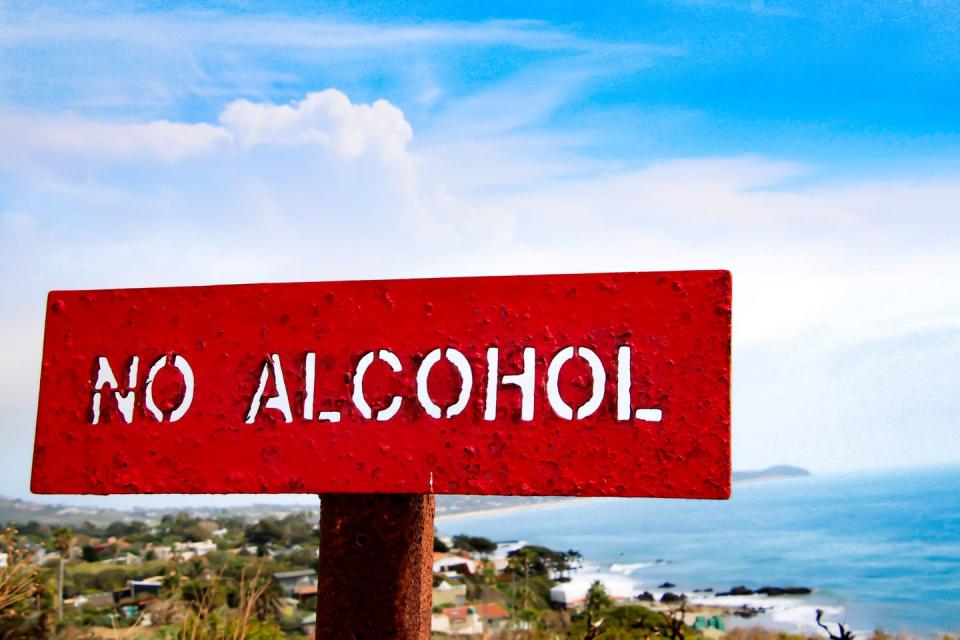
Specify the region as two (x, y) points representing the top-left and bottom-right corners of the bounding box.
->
(585, 580), (612, 618)
(81, 545), (99, 563)
(433, 537), (449, 552)
(506, 545), (564, 578)
(51, 528), (73, 623)
(583, 581), (612, 640)
(245, 519), (284, 555)
(452, 534), (497, 555)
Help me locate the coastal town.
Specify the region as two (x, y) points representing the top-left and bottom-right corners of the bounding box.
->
(0, 503), (841, 640)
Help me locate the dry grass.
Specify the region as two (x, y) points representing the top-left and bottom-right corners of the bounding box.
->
(172, 561), (278, 640)
(0, 527), (39, 616)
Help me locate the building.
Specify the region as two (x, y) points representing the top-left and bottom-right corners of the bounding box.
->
(432, 580), (467, 607)
(64, 592), (114, 609)
(104, 552), (141, 566)
(431, 614), (451, 634)
(293, 583), (318, 600)
(273, 569), (317, 596)
(144, 544), (172, 561)
(172, 540), (217, 560)
(440, 602), (510, 635)
(93, 536), (131, 553)
(432, 553), (477, 576)
(112, 576), (164, 604)
(549, 575), (635, 609)
(301, 613), (316, 637)
(489, 540), (528, 572)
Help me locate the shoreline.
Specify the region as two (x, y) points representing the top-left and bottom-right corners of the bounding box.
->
(436, 475), (810, 524)
(436, 497), (596, 523)
(435, 498), (851, 638)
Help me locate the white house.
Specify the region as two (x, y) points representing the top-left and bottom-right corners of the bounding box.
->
(432, 553), (477, 575)
(549, 575), (635, 608)
(489, 540), (528, 571)
(172, 540), (217, 560)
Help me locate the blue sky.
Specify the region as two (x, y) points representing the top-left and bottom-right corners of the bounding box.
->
(1, 1), (958, 507)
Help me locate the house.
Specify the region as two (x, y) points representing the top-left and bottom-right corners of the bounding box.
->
(273, 569), (317, 596)
(64, 592), (114, 609)
(549, 575), (635, 609)
(301, 613), (317, 637)
(431, 614), (451, 634)
(490, 540), (528, 572)
(112, 576), (164, 604)
(172, 540), (217, 560)
(432, 553), (477, 576)
(104, 552), (141, 566)
(293, 584), (318, 600)
(93, 537), (132, 558)
(432, 580), (467, 607)
(440, 602), (510, 635)
(144, 544), (172, 561)
(279, 597), (299, 617)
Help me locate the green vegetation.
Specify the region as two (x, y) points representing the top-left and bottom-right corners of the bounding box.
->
(2, 513), (707, 639)
(451, 534), (497, 554)
(0, 512), (318, 639)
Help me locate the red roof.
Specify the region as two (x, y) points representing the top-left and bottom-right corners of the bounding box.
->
(442, 602), (509, 622)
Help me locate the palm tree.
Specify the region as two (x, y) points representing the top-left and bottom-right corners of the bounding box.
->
(52, 528), (73, 623)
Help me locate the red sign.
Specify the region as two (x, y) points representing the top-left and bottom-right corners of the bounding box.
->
(31, 271), (731, 498)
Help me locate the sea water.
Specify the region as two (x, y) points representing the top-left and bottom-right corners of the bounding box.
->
(436, 465), (960, 636)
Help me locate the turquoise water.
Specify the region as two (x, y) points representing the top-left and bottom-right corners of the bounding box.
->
(436, 466), (960, 636)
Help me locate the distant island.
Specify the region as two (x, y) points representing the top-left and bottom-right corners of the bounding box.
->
(732, 465), (811, 482)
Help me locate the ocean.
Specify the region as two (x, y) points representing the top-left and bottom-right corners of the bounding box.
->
(435, 465), (960, 637)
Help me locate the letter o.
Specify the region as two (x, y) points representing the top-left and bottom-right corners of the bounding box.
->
(144, 354), (194, 422)
(417, 348), (473, 418)
(546, 346), (606, 420)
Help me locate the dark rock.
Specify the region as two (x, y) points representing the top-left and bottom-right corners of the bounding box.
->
(733, 605), (766, 619)
(658, 582), (676, 589)
(636, 591), (655, 601)
(756, 586), (813, 596)
(660, 592), (685, 603)
(717, 585), (754, 596)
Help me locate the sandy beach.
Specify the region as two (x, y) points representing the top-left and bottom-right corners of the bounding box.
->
(436, 497), (598, 524)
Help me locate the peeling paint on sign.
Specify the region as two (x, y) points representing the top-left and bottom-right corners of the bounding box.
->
(31, 270), (732, 498)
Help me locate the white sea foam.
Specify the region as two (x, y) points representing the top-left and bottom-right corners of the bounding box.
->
(685, 593), (845, 634)
(772, 604), (845, 633)
(610, 562), (656, 574)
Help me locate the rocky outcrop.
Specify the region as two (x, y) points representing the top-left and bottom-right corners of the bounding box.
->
(756, 586), (812, 596)
(717, 585), (812, 597)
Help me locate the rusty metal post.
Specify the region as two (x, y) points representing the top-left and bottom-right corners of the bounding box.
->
(316, 493), (435, 639)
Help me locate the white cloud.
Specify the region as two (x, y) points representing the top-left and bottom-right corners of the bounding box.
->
(0, 90), (415, 166)
(220, 91), (413, 160)
(0, 113), (230, 166)
(1, 87), (959, 507)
